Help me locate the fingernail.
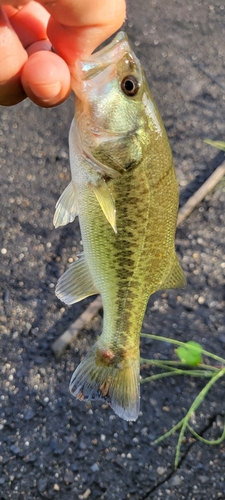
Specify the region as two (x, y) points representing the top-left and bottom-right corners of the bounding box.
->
(31, 81), (61, 99)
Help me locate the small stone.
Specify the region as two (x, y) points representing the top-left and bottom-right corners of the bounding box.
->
(100, 434), (106, 442)
(34, 356), (44, 365)
(199, 475), (208, 483)
(16, 367), (26, 378)
(1, 248), (7, 255)
(38, 478), (48, 493)
(3, 290), (10, 303)
(218, 334), (225, 345)
(24, 454), (36, 463)
(91, 463), (99, 472)
(53, 447), (66, 456)
(31, 327), (39, 335)
(39, 367), (46, 376)
(81, 489), (91, 499)
(71, 463), (79, 472)
(24, 409), (36, 421)
(105, 452), (114, 461)
(92, 489), (102, 499)
(53, 484), (60, 491)
(64, 469), (74, 483)
(171, 475), (182, 486)
(157, 466), (166, 475)
(79, 441), (87, 450)
(10, 445), (20, 455)
(50, 439), (57, 450)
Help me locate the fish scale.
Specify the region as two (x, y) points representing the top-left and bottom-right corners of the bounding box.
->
(53, 31), (186, 420)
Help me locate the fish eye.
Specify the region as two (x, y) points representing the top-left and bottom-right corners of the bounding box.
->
(121, 75), (140, 96)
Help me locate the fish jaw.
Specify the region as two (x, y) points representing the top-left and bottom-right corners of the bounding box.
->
(69, 339), (140, 421)
(71, 31), (141, 98)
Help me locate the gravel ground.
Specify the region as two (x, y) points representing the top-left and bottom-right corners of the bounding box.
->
(1, 0), (225, 499)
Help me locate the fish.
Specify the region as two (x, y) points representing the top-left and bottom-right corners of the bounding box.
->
(53, 31), (186, 421)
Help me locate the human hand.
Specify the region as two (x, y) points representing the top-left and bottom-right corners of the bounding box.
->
(0, 0), (126, 107)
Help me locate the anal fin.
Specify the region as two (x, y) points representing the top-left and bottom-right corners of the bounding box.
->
(53, 181), (78, 228)
(56, 252), (98, 305)
(91, 181), (117, 233)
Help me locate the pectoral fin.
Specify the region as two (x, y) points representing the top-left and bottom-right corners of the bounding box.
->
(55, 252), (98, 305)
(91, 181), (117, 233)
(162, 257), (186, 290)
(53, 181), (78, 228)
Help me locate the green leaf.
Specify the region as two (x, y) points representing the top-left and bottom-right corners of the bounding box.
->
(176, 341), (203, 366)
(204, 139), (225, 151)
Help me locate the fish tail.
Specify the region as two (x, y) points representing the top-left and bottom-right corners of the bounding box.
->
(69, 341), (140, 421)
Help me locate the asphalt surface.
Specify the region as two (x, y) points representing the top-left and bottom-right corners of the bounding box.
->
(1, 0), (225, 499)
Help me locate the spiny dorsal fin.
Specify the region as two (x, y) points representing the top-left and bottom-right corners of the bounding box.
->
(53, 181), (78, 228)
(162, 256), (186, 290)
(91, 181), (117, 233)
(55, 252), (98, 305)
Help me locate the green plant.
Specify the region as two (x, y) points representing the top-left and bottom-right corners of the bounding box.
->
(140, 334), (225, 469)
(204, 139), (225, 151)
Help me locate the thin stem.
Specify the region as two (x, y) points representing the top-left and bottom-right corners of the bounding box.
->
(187, 421), (225, 446)
(141, 369), (215, 384)
(141, 333), (225, 365)
(141, 371), (180, 383)
(140, 358), (218, 372)
(174, 368), (225, 468)
(153, 417), (185, 444)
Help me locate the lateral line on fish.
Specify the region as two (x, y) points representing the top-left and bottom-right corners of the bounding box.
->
(114, 168), (151, 342)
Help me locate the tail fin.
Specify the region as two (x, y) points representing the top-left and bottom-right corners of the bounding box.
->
(69, 341), (140, 421)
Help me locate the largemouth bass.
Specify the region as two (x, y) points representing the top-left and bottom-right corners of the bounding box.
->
(53, 32), (185, 421)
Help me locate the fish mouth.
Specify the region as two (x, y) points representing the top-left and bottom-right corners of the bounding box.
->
(71, 31), (140, 95)
(77, 31), (130, 79)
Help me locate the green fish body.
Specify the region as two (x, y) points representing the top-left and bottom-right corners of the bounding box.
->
(53, 32), (185, 421)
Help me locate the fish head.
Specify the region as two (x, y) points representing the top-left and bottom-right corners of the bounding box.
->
(72, 32), (152, 174)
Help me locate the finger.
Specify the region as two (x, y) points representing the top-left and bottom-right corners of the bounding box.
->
(0, 7), (28, 105)
(21, 48), (71, 107)
(45, 0), (126, 63)
(0, 0), (30, 5)
(5, 1), (49, 48)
